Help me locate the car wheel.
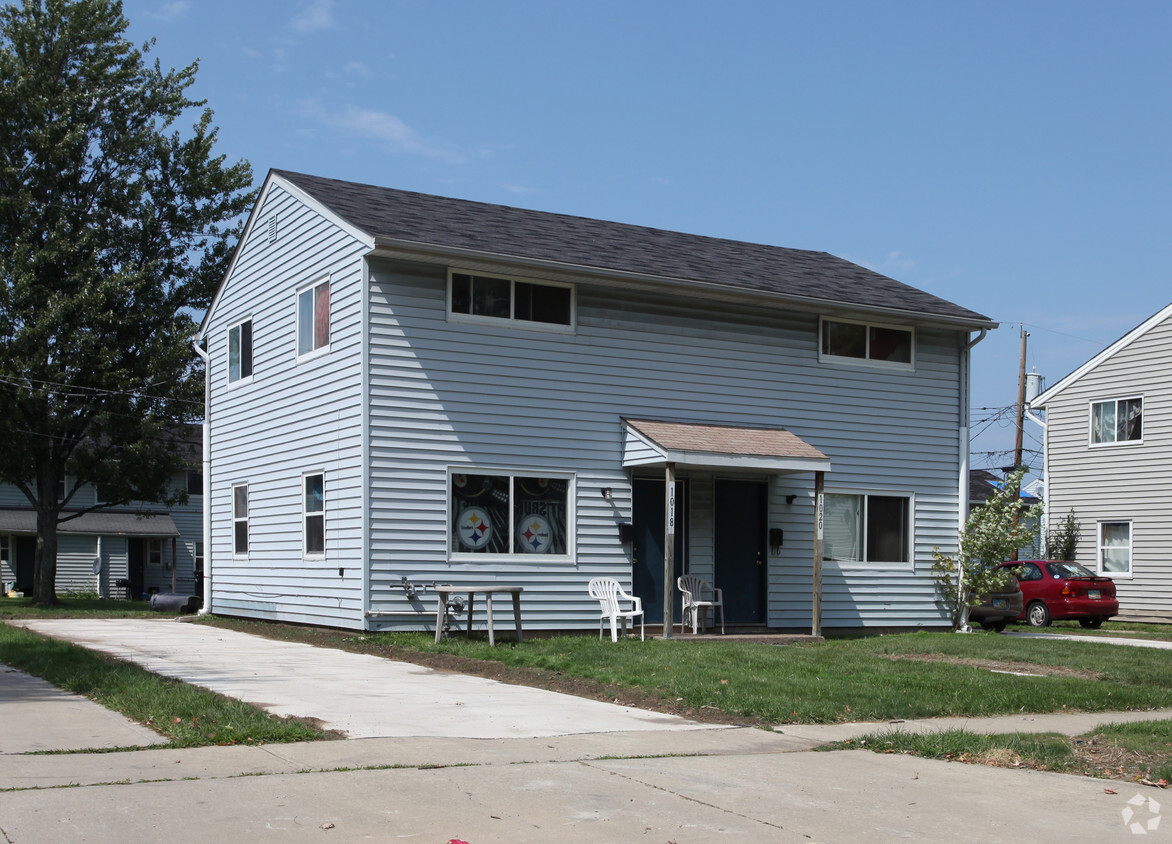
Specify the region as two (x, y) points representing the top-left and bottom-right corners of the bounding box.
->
(1079, 618), (1104, 630)
(1026, 601), (1051, 627)
(980, 620), (1007, 632)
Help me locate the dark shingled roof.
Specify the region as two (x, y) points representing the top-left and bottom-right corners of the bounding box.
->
(272, 170), (993, 326)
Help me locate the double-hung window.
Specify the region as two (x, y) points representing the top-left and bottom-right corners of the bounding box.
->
(449, 272), (573, 329)
(232, 483), (249, 556)
(228, 319), (253, 382)
(822, 492), (911, 565)
(820, 318), (913, 367)
(304, 473), (324, 557)
(1098, 522), (1132, 576)
(450, 471), (571, 557)
(1090, 397), (1142, 445)
(298, 280), (330, 356)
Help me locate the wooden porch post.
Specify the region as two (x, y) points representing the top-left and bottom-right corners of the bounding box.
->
(661, 462), (676, 639)
(171, 537), (178, 594)
(812, 471), (824, 637)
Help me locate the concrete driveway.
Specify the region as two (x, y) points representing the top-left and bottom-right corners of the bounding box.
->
(14, 618), (712, 739)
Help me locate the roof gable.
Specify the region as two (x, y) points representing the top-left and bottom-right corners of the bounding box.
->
(1031, 301), (1172, 408)
(269, 170), (993, 327)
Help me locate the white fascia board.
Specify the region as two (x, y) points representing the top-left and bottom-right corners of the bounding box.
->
(1031, 301), (1172, 408)
(661, 450), (833, 473)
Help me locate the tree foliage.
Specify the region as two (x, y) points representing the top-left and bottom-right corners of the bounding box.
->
(0, 0), (253, 604)
(1041, 509), (1081, 561)
(932, 466), (1043, 630)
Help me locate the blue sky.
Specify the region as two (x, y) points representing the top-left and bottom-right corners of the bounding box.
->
(123, 0), (1172, 476)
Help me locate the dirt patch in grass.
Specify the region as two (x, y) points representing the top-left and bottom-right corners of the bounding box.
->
(198, 617), (768, 728)
(885, 652), (1106, 681)
(1068, 734), (1169, 786)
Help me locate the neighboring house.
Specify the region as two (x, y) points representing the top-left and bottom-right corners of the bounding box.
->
(1029, 302), (1172, 622)
(967, 468), (1042, 558)
(197, 170), (996, 633)
(0, 428), (205, 600)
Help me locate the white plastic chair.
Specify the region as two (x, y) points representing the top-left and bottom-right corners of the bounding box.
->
(678, 574), (725, 634)
(588, 577), (645, 642)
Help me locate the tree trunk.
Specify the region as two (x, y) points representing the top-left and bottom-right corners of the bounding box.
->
(32, 462), (61, 607)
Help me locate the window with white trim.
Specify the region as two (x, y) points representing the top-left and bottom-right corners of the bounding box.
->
(232, 483), (249, 556)
(192, 541), (204, 575)
(1098, 521), (1132, 575)
(450, 472), (571, 556)
(298, 280), (330, 355)
(1090, 397), (1142, 445)
(228, 319), (253, 382)
(449, 271), (573, 328)
(147, 539), (163, 567)
(822, 492), (911, 564)
(304, 472), (324, 557)
(820, 318), (913, 367)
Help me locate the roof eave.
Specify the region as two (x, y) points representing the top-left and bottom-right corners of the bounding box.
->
(369, 236), (997, 330)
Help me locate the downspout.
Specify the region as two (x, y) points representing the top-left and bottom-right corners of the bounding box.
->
(192, 337), (213, 616)
(955, 328), (988, 631)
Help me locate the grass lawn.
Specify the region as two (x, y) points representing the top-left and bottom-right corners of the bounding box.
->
(0, 621), (332, 749)
(0, 595), (158, 618)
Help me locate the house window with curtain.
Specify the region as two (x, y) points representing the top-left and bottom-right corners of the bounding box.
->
(1098, 522), (1132, 575)
(304, 472), (324, 557)
(822, 492), (911, 564)
(449, 471), (571, 557)
(1090, 397), (1142, 445)
(298, 280), (330, 356)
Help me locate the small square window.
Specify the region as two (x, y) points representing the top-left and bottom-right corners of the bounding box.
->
(187, 472), (203, 497)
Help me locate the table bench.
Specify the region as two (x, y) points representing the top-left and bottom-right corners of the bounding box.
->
(433, 584), (524, 646)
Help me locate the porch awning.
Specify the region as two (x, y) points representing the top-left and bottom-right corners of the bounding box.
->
(0, 508), (180, 538)
(621, 418), (832, 473)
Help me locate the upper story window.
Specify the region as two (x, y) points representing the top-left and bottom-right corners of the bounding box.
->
(304, 472), (324, 557)
(228, 319), (253, 382)
(820, 318), (913, 368)
(298, 280), (330, 356)
(1090, 396), (1142, 445)
(822, 492), (911, 565)
(187, 472), (203, 497)
(449, 271), (573, 329)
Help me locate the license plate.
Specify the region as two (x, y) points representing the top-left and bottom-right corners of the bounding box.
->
(992, 598), (1008, 609)
(1088, 590), (1101, 600)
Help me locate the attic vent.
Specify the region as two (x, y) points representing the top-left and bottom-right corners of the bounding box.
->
(267, 214), (278, 244)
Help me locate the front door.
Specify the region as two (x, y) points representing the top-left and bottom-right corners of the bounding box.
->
(714, 479), (767, 625)
(14, 537), (35, 593)
(127, 539), (145, 600)
(632, 477), (686, 626)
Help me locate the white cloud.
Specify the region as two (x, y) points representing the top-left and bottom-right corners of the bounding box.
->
(342, 61), (371, 78)
(145, 1), (190, 22)
(298, 101), (466, 163)
(289, 0), (336, 34)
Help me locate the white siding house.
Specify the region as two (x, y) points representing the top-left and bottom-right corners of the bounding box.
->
(0, 433), (204, 600)
(198, 170), (996, 634)
(1029, 302), (1172, 622)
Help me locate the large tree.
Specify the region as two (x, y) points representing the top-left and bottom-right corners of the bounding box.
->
(0, 0), (253, 604)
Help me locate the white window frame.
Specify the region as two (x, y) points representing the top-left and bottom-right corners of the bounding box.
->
(447, 467), (576, 562)
(1097, 521), (1132, 578)
(297, 278), (331, 359)
(821, 489), (915, 570)
(227, 318), (253, 384)
(447, 270), (576, 333)
(1089, 395), (1143, 447)
(303, 471), (325, 559)
(232, 482), (249, 558)
(818, 317), (915, 370)
(191, 541), (204, 575)
(147, 539), (163, 567)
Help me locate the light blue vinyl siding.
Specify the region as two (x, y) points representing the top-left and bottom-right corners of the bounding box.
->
(204, 184), (368, 628)
(366, 259), (962, 631)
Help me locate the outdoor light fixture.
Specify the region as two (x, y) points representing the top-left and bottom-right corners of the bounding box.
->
(601, 487), (613, 500)
(785, 494), (797, 505)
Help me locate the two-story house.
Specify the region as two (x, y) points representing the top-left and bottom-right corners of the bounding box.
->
(196, 170), (996, 634)
(0, 427), (205, 600)
(1029, 302), (1172, 622)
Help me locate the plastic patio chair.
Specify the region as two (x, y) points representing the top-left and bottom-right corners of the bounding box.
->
(587, 577), (645, 642)
(677, 574), (725, 634)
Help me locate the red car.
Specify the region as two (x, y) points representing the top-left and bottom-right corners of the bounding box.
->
(998, 560), (1119, 628)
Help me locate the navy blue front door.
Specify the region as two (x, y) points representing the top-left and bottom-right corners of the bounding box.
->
(632, 478), (686, 626)
(714, 479), (767, 624)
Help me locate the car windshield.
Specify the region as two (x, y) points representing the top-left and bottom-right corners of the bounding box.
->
(1045, 562), (1095, 579)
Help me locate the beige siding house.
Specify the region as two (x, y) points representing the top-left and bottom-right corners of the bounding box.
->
(1030, 302), (1172, 622)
